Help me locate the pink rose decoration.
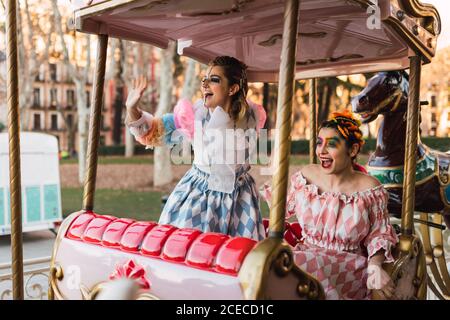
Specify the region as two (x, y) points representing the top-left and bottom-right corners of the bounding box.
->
(109, 259), (151, 290)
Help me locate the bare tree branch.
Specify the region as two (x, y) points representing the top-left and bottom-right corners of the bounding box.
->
(51, 0), (78, 80)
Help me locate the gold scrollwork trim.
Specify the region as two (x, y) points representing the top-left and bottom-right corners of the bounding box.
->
(80, 282), (106, 300)
(398, 0), (441, 35)
(379, 234), (427, 300)
(48, 211), (85, 300)
(384, 17), (434, 63)
(238, 238), (324, 300)
(48, 264), (65, 300)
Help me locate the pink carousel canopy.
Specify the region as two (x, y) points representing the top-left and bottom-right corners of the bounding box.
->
(70, 0), (440, 81)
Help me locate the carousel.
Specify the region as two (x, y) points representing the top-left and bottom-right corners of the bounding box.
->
(3, 0), (446, 300)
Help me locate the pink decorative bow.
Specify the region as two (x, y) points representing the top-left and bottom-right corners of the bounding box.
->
(110, 259), (151, 290)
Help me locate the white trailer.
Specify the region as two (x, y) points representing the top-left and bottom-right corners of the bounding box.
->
(0, 132), (62, 235)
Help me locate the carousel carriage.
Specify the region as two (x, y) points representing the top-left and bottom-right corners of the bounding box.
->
(3, 0), (444, 299)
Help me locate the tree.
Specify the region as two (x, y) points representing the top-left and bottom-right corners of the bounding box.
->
(109, 39), (125, 146)
(17, 0), (53, 129)
(51, 0), (92, 184)
(153, 42), (176, 187)
(181, 58), (200, 100)
(120, 41), (156, 157)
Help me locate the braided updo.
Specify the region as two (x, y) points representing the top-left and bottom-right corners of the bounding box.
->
(320, 109), (365, 159)
(208, 56), (249, 122)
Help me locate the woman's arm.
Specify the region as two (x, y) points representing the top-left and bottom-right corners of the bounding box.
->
(363, 188), (399, 299)
(367, 249), (395, 299)
(125, 76), (147, 122)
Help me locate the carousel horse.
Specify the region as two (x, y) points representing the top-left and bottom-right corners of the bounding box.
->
(352, 71), (450, 299)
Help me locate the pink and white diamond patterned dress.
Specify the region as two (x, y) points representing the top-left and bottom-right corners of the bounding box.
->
(286, 172), (398, 300)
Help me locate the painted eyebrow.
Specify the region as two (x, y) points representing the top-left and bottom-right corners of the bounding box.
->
(202, 74), (222, 79)
(326, 136), (342, 143)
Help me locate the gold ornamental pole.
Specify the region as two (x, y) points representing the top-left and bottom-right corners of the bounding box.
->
(401, 56), (421, 235)
(309, 78), (317, 164)
(268, 0), (299, 238)
(83, 34), (108, 211)
(6, 0), (24, 299)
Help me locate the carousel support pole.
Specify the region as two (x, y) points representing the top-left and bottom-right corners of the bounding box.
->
(83, 34), (108, 211)
(309, 78), (317, 164)
(268, 0), (299, 238)
(6, 0), (24, 300)
(401, 55), (421, 236)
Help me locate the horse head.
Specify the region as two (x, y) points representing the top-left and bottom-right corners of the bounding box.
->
(352, 71), (409, 123)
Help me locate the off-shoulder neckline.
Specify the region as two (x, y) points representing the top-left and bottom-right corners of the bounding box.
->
(294, 171), (386, 202)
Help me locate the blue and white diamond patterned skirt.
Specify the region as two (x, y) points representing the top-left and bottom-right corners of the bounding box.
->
(158, 165), (265, 240)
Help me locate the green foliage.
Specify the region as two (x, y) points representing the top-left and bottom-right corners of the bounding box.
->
(62, 188), (164, 221)
(0, 122), (4, 132)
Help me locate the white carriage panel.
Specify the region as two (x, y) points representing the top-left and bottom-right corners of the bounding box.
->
(54, 238), (244, 300)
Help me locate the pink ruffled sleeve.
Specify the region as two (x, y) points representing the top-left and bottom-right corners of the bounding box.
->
(259, 172), (300, 220)
(247, 100), (267, 131)
(173, 98), (195, 140)
(363, 188), (399, 263)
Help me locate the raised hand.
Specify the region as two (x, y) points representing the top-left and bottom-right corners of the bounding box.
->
(126, 75), (148, 110)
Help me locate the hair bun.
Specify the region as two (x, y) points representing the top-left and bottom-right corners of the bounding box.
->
(329, 109), (361, 127)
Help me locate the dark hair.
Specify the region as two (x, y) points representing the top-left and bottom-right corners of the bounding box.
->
(208, 56), (249, 122)
(319, 110), (365, 160)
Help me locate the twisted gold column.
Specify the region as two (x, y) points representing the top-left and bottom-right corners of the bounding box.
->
(83, 34), (108, 211)
(309, 78), (317, 164)
(6, 0), (24, 300)
(401, 56), (421, 235)
(269, 0), (299, 238)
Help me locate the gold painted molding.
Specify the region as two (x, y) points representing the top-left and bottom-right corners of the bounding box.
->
(238, 238), (324, 300)
(398, 0), (441, 35)
(48, 211), (84, 300)
(48, 264), (65, 300)
(374, 234), (427, 300)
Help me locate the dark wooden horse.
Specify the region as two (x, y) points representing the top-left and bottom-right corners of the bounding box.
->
(351, 71), (450, 228)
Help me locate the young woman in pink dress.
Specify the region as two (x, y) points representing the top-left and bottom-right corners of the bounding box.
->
(263, 110), (398, 300)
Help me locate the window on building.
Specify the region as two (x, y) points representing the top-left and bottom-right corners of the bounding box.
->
(431, 113), (437, 122)
(33, 88), (40, 107)
(66, 89), (75, 107)
(33, 114), (41, 130)
(101, 115), (105, 130)
(86, 90), (90, 107)
(99, 135), (106, 146)
(67, 114), (74, 129)
(51, 114), (58, 130)
(50, 88), (57, 106)
(431, 95), (437, 108)
(49, 63), (57, 81)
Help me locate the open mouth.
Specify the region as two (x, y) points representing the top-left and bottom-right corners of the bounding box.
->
(320, 157), (333, 169)
(204, 92), (213, 101)
(355, 111), (377, 124)
(359, 112), (371, 119)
